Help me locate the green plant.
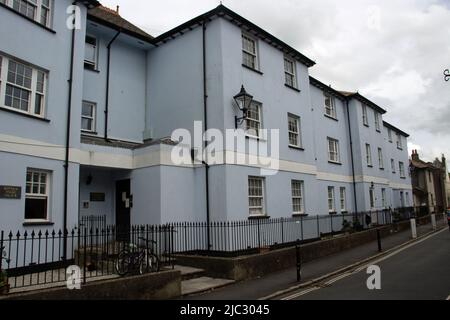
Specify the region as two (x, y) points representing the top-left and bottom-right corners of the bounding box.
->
(342, 219), (352, 232)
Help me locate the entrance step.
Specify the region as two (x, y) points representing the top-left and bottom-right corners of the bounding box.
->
(173, 265), (206, 281)
(181, 276), (235, 296)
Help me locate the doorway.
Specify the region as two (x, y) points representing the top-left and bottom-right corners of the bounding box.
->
(116, 179), (131, 241)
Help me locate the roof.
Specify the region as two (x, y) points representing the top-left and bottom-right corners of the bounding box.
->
(338, 91), (387, 115)
(152, 5), (316, 68)
(87, 5), (154, 43)
(383, 121), (410, 138)
(309, 76), (346, 100)
(410, 159), (436, 170)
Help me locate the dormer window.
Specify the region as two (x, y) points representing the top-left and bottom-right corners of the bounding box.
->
(362, 104), (369, 126)
(324, 93), (336, 119)
(284, 57), (297, 89)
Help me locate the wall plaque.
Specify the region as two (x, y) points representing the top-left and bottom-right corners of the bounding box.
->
(0, 186), (22, 199)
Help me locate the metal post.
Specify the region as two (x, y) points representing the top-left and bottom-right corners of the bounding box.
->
(410, 218), (417, 239)
(296, 240), (301, 282)
(316, 215), (320, 238)
(376, 229), (382, 252)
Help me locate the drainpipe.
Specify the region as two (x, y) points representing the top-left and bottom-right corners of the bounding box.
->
(345, 98), (359, 219)
(202, 21), (211, 251)
(63, 3), (78, 260)
(105, 30), (121, 140)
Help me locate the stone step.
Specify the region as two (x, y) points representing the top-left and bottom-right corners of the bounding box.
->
(181, 276), (235, 296)
(172, 265), (206, 281)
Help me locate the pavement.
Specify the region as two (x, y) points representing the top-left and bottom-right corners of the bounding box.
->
(280, 227), (450, 300)
(182, 218), (448, 300)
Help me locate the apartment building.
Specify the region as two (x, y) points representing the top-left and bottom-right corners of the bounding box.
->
(0, 2), (412, 234)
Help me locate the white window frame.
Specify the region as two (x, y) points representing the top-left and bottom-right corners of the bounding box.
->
(362, 104), (369, 126)
(1, 55), (47, 118)
(391, 159), (396, 173)
(324, 93), (336, 119)
(381, 188), (387, 208)
(328, 186), (335, 213)
(284, 56), (297, 88)
(291, 180), (305, 215)
(81, 101), (96, 133)
(374, 112), (381, 131)
(399, 162), (405, 178)
(2, 0), (52, 27)
(369, 188), (375, 209)
(288, 113), (302, 148)
(396, 133), (403, 149)
(242, 33), (259, 70)
(25, 168), (50, 222)
(84, 34), (98, 70)
(327, 138), (340, 163)
(378, 147), (384, 169)
(388, 128), (393, 142)
(248, 176), (266, 217)
(245, 101), (262, 138)
(366, 144), (372, 167)
(340, 187), (346, 212)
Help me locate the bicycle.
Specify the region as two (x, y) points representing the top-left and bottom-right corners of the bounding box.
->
(115, 237), (160, 276)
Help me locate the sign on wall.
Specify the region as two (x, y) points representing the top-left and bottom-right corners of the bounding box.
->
(90, 192), (106, 202)
(0, 186), (22, 199)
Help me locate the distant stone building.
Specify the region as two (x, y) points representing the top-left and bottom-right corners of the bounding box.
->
(432, 155), (450, 209)
(410, 150), (448, 213)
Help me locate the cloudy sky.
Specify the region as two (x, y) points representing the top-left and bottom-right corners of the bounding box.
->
(102, 0), (450, 164)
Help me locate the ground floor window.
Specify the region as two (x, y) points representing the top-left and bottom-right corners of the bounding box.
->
(328, 186), (335, 213)
(25, 169), (50, 221)
(381, 188), (387, 208)
(291, 180), (304, 214)
(369, 188), (375, 208)
(340, 187), (346, 212)
(248, 177), (265, 216)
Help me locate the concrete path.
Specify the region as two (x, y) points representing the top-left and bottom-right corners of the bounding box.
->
(182, 219), (447, 300)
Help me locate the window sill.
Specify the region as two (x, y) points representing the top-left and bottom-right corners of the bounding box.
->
(367, 165), (373, 168)
(379, 168), (384, 171)
(0, 3), (56, 34)
(84, 66), (100, 73)
(284, 84), (301, 92)
(289, 145), (304, 151)
(328, 161), (342, 165)
(246, 135), (266, 142)
(400, 177), (406, 179)
(0, 106), (50, 122)
(81, 131), (98, 136)
(292, 213), (308, 218)
(341, 211), (348, 214)
(328, 211), (337, 215)
(397, 147), (403, 151)
(324, 114), (338, 121)
(249, 215), (270, 220)
(23, 221), (54, 227)
(376, 129), (381, 133)
(242, 64), (263, 75)
(363, 123), (369, 127)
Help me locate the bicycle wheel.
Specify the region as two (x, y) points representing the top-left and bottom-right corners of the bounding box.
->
(115, 250), (131, 276)
(141, 253), (160, 274)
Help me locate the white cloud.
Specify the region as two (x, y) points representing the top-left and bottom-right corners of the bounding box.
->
(100, 0), (450, 163)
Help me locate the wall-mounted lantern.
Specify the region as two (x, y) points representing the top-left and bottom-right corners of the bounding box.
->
(233, 85), (253, 128)
(444, 69), (450, 82)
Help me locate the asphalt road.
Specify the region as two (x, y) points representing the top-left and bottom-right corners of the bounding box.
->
(281, 227), (450, 300)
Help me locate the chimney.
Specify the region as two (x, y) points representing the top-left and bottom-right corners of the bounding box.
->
(411, 149), (419, 161)
(116, 5), (120, 14)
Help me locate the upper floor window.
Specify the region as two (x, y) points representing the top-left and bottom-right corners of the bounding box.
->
(378, 148), (384, 169)
(391, 159), (396, 173)
(1, 55), (47, 117)
(84, 35), (98, 70)
(248, 177), (265, 217)
(362, 104), (369, 126)
(374, 112), (380, 131)
(291, 180), (305, 215)
(242, 33), (258, 70)
(284, 57), (297, 88)
(388, 128), (393, 142)
(327, 138), (340, 163)
(396, 133), (403, 149)
(324, 93), (336, 119)
(81, 101), (96, 133)
(366, 143), (372, 167)
(246, 101), (262, 138)
(25, 169), (50, 221)
(399, 162), (405, 178)
(288, 114), (302, 148)
(1, 0), (52, 27)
